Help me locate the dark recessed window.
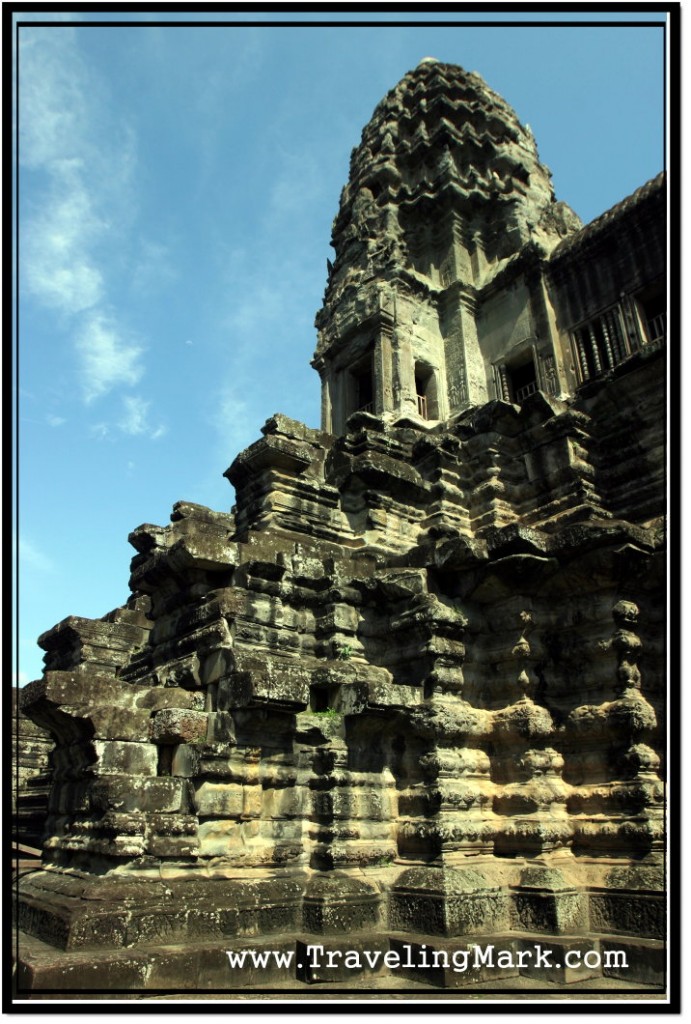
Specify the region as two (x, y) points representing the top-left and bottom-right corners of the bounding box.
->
(350, 353), (374, 415)
(508, 359), (538, 402)
(637, 290), (666, 348)
(414, 362), (439, 419)
(311, 687), (329, 712)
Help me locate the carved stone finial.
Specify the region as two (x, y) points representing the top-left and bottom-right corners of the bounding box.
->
(512, 610), (535, 696)
(599, 600), (643, 695)
(612, 600), (639, 627)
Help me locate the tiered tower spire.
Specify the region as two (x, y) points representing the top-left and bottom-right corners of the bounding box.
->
(314, 58), (582, 432)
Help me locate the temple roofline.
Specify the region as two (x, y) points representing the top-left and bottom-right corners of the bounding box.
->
(550, 171), (666, 262)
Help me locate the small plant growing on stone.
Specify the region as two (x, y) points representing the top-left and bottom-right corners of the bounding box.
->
(336, 643), (353, 661)
(314, 707), (340, 719)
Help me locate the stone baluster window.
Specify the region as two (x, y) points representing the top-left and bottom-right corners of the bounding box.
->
(572, 305), (630, 383)
(495, 355), (538, 404)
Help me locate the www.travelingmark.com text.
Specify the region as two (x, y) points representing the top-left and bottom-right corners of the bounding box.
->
(225, 943), (628, 974)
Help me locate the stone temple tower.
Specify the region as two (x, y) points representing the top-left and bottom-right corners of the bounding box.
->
(313, 58), (583, 433)
(15, 59), (666, 996)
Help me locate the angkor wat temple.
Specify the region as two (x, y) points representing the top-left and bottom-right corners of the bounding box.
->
(16, 59), (666, 996)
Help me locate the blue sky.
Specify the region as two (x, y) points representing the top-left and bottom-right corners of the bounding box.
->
(15, 10), (667, 686)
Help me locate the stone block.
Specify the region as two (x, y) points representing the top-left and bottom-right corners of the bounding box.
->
(69, 912), (131, 950)
(20, 671), (117, 707)
(170, 743), (201, 777)
(389, 867), (509, 937)
(151, 708), (209, 744)
(201, 647), (234, 684)
(136, 687), (202, 711)
(262, 784), (303, 818)
(588, 888), (665, 939)
(16, 945), (152, 991)
(206, 710), (236, 743)
(512, 867), (587, 935)
(302, 874), (381, 934)
(17, 897), (72, 951)
(197, 819), (242, 856)
(147, 811), (197, 836)
(92, 740), (158, 777)
(88, 776), (189, 813)
(600, 937), (666, 986)
(146, 835), (199, 857)
(243, 784), (263, 817)
(261, 817), (302, 841)
(89, 706), (152, 741)
(155, 654), (203, 689)
(193, 781), (244, 817)
(228, 655), (310, 709)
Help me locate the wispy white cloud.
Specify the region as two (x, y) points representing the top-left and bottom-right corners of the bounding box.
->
(19, 27), (155, 422)
(19, 537), (54, 573)
(46, 414), (66, 427)
(75, 313), (144, 403)
(20, 30), (91, 171)
(20, 31), (120, 320)
(23, 170), (105, 314)
(119, 395), (166, 439)
(88, 396), (166, 442)
(119, 394), (149, 435)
